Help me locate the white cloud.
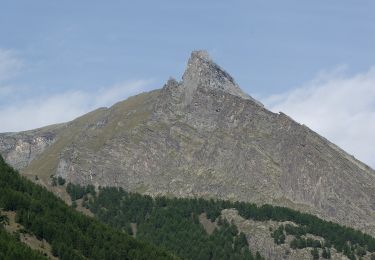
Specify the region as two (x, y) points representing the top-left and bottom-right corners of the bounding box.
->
(0, 80), (152, 133)
(0, 48), (153, 133)
(263, 66), (375, 168)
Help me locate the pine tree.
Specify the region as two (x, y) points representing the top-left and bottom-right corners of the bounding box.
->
(0, 214), (9, 226)
(322, 247), (331, 259)
(311, 248), (319, 259)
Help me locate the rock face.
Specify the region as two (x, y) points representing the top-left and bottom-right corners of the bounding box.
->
(1, 51), (375, 237)
(181, 50), (259, 105)
(0, 124), (64, 170)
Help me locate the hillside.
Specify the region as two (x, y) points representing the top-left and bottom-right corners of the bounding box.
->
(0, 155), (176, 260)
(0, 220), (47, 259)
(1, 50), (375, 237)
(66, 183), (375, 260)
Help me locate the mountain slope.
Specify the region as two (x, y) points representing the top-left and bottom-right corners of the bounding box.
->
(68, 183), (375, 260)
(1, 50), (375, 236)
(0, 155), (176, 259)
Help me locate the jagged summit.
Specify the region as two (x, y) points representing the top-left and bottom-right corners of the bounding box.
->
(180, 50), (261, 106)
(165, 77), (179, 88)
(189, 50), (212, 61)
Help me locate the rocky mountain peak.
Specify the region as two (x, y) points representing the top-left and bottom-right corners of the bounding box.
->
(3, 50), (375, 240)
(181, 50), (262, 106)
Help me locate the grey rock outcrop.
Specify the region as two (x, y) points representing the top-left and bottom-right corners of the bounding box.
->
(181, 50), (261, 106)
(1, 50), (375, 238)
(0, 124), (64, 170)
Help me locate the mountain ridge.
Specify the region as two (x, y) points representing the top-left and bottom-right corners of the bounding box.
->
(1, 50), (375, 237)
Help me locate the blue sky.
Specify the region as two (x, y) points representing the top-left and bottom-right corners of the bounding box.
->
(1, 1), (375, 167)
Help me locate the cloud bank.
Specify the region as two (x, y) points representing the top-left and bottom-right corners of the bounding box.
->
(0, 48), (152, 132)
(263, 66), (375, 168)
(0, 80), (152, 133)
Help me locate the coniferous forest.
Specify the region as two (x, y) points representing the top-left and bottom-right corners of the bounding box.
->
(70, 184), (375, 260)
(84, 186), (260, 260)
(0, 221), (47, 259)
(0, 155), (175, 260)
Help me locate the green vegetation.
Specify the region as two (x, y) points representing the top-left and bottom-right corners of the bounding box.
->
(271, 222), (373, 259)
(67, 183), (375, 260)
(236, 204), (375, 259)
(57, 176), (66, 185)
(270, 220), (372, 259)
(0, 226), (47, 259)
(66, 183), (95, 201)
(84, 186), (261, 260)
(0, 155), (175, 260)
(322, 247), (331, 259)
(0, 213), (9, 226)
(271, 225), (285, 245)
(290, 237), (321, 249)
(3, 148), (374, 260)
(51, 176), (65, 186)
(268, 219), (372, 259)
(311, 247), (319, 259)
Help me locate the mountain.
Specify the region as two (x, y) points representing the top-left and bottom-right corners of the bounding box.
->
(1, 50), (375, 237)
(0, 155), (176, 259)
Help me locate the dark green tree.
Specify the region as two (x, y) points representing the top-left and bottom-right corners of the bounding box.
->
(322, 247), (331, 259)
(311, 248), (319, 259)
(57, 177), (66, 186)
(0, 214), (9, 226)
